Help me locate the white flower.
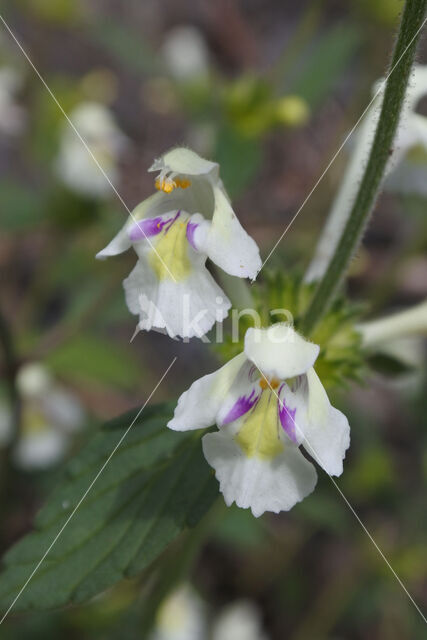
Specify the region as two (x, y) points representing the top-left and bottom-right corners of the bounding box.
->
(168, 324), (350, 517)
(306, 65), (427, 283)
(352, 64), (427, 195)
(97, 147), (261, 339)
(149, 584), (206, 640)
(0, 363), (85, 471)
(212, 600), (269, 640)
(357, 299), (427, 348)
(384, 64), (427, 194)
(162, 26), (210, 82)
(148, 586), (269, 640)
(0, 66), (26, 135)
(56, 101), (128, 198)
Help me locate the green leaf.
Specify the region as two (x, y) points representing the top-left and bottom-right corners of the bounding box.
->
(290, 23), (363, 108)
(214, 504), (267, 548)
(46, 334), (141, 390)
(214, 125), (262, 197)
(295, 490), (350, 534)
(88, 19), (160, 76)
(0, 404), (218, 612)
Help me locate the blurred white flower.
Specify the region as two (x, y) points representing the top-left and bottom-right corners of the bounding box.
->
(212, 600), (269, 640)
(306, 64), (427, 283)
(0, 66), (26, 135)
(149, 586), (270, 640)
(358, 300), (427, 348)
(385, 64), (427, 195)
(56, 101), (128, 198)
(358, 300), (427, 392)
(149, 584), (206, 640)
(0, 362), (85, 470)
(162, 26), (210, 82)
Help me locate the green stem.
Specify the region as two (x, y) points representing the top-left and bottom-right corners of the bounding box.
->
(301, 0), (426, 336)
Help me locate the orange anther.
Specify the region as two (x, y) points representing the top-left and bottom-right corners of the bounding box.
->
(259, 377), (280, 390)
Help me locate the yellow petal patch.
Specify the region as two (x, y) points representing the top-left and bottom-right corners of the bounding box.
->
(235, 390), (284, 460)
(148, 218), (192, 281)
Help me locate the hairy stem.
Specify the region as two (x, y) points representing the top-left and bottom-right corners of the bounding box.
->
(301, 0), (426, 336)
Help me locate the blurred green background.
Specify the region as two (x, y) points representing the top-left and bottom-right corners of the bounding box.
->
(0, 0), (426, 638)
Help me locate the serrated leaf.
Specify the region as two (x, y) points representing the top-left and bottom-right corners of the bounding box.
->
(0, 404), (218, 613)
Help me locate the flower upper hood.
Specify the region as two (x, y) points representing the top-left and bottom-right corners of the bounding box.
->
(168, 324), (350, 516)
(96, 147), (261, 339)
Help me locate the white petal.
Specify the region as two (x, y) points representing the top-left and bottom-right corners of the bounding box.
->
(42, 389), (85, 433)
(244, 324), (320, 379)
(212, 601), (267, 640)
(96, 220), (133, 259)
(162, 26), (210, 81)
(409, 113), (427, 150)
(123, 258), (230, 339)
(152, 584), (207, 640)
(294, 368), (350, 476)
(202, 430), (317, 517)
(386, 157), (427, 196)
(168, 353), (247, 432)
(16, 363), (52, 396)
(407, 64), (427, 107)
(199, 185), (261, 280)
(150, 147), (218, 178)
(392, 113), (427, 167)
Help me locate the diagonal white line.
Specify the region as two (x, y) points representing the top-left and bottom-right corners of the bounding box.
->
(257, 15), (427, 276)
(251, 358), (427, 624)
(0, 13), (177, 282)
(0, 356), (177, 624)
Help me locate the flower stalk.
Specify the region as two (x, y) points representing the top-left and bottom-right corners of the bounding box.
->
(301, 0), (427, 336)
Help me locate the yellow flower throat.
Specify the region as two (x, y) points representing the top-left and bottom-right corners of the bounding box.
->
(148, 216), (192, 281)
(235, 389), (284, 460)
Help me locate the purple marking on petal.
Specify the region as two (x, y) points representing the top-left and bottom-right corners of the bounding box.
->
(248, 365), (257, 382)
(128, 216), (169, 241)
(164, 210), (180, 234)
(186, 221), (199, 250)
(278, 389), (297, 443)
(128, 211), (181, 242)
(221, 388), (259, 425)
